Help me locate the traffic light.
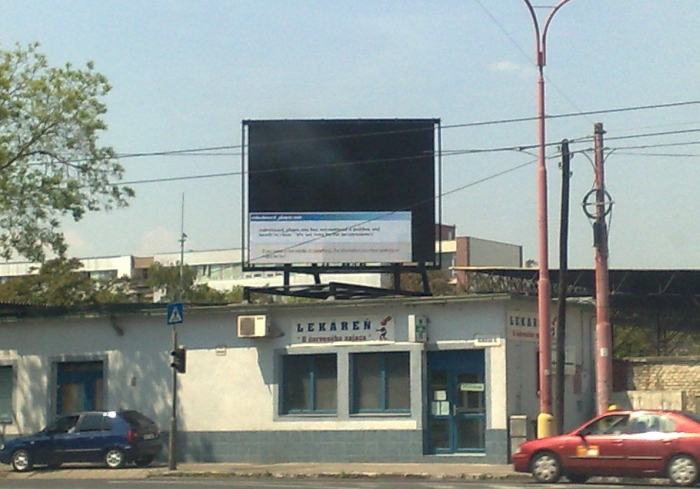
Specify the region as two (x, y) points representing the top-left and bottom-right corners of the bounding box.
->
(170, 347), (186, 374)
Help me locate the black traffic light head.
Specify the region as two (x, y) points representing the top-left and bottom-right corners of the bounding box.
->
(170, 347), (186, 374)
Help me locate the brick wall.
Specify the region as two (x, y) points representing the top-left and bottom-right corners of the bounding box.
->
(622, 356), (700, 412)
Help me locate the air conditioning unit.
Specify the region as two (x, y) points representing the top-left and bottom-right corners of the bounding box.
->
(237, 315), (270, 338)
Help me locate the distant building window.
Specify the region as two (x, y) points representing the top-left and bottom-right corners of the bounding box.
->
(282, 354), (337, 414)
(88, 270), (118, 282)
(0, 366), (13, 423)
(352, 352), (410, 413)
(195, 263), (241, 281)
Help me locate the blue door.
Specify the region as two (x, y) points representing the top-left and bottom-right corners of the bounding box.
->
(427, 350), (486, 453)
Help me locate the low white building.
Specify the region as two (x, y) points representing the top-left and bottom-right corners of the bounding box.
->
(0, 255), (139, 282)
(0, 295), (595, 463)
(154, 248), (391, 292)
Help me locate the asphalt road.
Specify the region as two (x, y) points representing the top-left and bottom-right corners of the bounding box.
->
(0, 478), (668, 489)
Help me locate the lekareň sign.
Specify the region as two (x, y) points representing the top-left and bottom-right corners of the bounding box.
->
(293, 315), (395, 344)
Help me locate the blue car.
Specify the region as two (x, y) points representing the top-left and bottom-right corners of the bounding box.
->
(0, 410), (162, 472)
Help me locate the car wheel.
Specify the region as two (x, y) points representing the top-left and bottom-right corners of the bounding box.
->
(567, 473), (589, 484)
(11, 449), (32, 472)
(105, 449), (126, 469)
(668, 454), (698, 487)
(134, 455), (154, 467)
(531, 451), (561, 483)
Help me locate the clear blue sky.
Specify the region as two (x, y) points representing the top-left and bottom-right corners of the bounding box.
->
(3, 1), (699, 268)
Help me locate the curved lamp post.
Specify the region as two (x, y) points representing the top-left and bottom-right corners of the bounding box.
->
(522, 0), (572, 438)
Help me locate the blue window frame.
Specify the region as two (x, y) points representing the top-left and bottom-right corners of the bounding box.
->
(56, 361), (104, 415)
(352, 352), (410, 413)
(0, 366), (13, 423)
(282, 354), (337, 414)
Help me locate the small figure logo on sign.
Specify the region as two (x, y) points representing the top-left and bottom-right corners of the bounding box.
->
(167, 303), (184, 325)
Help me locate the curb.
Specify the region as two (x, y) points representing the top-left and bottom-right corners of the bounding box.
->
(152, 470), (532, 481)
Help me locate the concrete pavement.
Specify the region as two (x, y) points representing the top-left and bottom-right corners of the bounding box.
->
(0, 462), (529, 481)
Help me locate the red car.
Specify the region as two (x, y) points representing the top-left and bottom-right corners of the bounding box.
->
(513, 410), (700, 486)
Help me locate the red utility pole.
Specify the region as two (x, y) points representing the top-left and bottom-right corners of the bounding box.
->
(522, 0), (573, 438)
(593, 122), (612, 414)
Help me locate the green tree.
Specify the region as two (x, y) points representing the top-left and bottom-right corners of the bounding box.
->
(146, 262), (197, 302)
(397, 270), (455, 296)
(146, 262), (244, 304)
(0, 257), (94, 306)
(0, 43), (133, 261)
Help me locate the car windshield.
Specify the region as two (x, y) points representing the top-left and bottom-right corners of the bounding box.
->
(681, 412), (700, 425)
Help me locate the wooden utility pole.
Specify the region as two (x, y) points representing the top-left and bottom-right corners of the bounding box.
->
(555, 140), (571, 434)
(593, 123), (612, 414)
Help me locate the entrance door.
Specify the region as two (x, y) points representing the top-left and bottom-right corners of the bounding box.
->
(427, 350), (486, 453)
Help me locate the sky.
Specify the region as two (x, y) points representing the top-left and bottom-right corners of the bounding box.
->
(2, 1), (699, 269)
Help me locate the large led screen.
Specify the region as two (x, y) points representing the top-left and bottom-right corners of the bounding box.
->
(244, 119), (438, 268)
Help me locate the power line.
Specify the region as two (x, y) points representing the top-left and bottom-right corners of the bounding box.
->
(608, 140), (700, 151)
(114, 139), (574, 187)
(615, 152), (700, 158)
(105, 100), (700, 161)
(112, 132), (700, 187)
(115, 133), (700, 187)
(605, 128), (700, 142)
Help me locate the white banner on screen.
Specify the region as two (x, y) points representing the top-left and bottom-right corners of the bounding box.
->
(249, 211), (412, 264)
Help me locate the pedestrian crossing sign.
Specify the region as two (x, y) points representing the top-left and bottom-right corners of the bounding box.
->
(167, 303), (184, 325)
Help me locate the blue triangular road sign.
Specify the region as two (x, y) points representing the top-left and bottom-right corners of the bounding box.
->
(167, 303), (184, 325)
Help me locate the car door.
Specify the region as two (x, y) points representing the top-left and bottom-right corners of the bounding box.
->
(69, 413), (109, 462)
(622, 413), (678, 475)
(43, 415), (80, 464)
(565, 413), (631, 476)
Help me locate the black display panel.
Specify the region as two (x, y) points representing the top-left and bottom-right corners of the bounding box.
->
(244, 119), (439, 267)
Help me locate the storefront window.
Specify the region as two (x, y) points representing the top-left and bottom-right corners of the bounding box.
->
(282, 354), (337, 414)
(352, 352), (410, 413)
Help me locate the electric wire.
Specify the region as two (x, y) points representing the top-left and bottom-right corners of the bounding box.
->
(105, 100), (700, 161)
(114, 140), (573, 187)
(614, 152), (700, 158)
(113, 134), (700, 187)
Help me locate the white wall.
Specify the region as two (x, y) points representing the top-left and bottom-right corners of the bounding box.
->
(505, 300), (595, 433)
(467, 237), (521, 267)
(0, 296), (592, 437)
(0, 255), (134, 280)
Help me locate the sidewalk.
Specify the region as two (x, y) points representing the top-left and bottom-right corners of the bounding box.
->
(2, 462), (529, 481)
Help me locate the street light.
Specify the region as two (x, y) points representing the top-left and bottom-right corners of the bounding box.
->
(522, 0), (572, 438)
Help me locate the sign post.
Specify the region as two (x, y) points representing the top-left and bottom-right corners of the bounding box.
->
(166, 303), (184, 471)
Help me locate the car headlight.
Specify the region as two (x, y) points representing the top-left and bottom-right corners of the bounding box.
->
(0, 444), (4, 450)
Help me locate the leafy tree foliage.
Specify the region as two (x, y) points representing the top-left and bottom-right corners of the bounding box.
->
(146, 262), (243, 304)
(0, 257), (125, 306)
(0, 43), (133, 261)
(396, 270), (456, 296)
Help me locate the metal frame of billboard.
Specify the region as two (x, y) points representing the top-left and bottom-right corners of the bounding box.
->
(240, 119), (443, 277)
